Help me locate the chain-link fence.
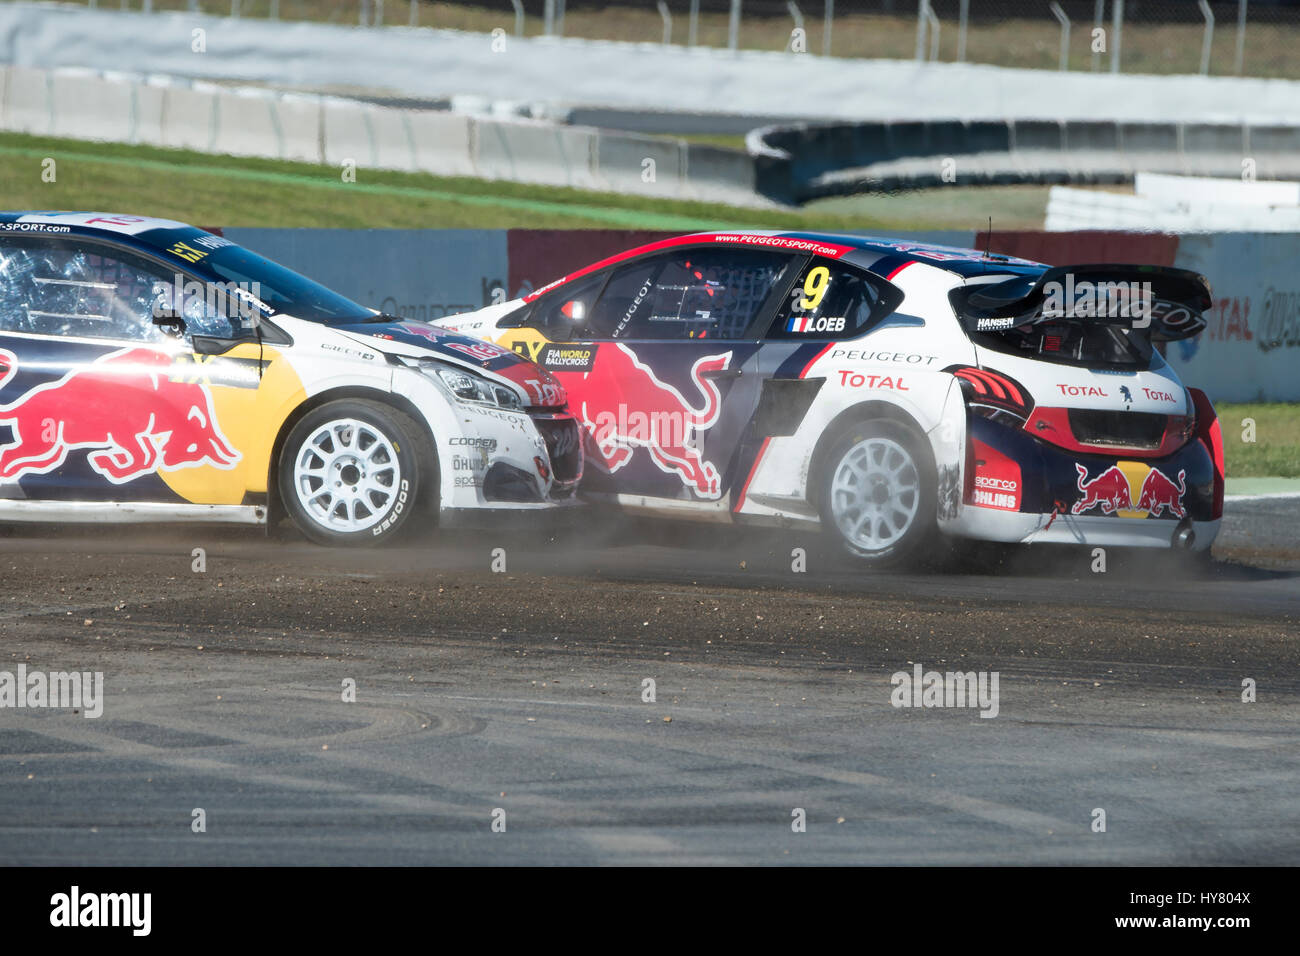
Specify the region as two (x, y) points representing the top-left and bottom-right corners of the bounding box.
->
(41, 1), (1300, 78)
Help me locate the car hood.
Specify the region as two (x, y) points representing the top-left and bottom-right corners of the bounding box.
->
(431, 300), (521, 338)
(332, 318), (566, 409)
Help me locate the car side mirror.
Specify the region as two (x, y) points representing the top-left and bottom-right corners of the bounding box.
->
(191, 334), (240, 355)
(152, 310), (188, 338)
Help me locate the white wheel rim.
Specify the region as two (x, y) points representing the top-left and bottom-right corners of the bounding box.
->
(292, 418), (402, 533)
(830, 437), (920, 553)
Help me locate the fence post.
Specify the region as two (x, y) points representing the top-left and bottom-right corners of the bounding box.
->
(544, 0), (554, 36)
(1091, 0), (1104, 71)
(1050, 2), (1070, 71)
(1234, 0), (1247, 76)
(1110, 0), (1122, 73)
(787, 0), (804, 50)
(511, 0), (523, 36)
(728, 0), (742, 52)
(556, 0), (565, 36)
(1197, 0), (1214, 75)
(689, 0), (700, 47)
(822, 0), (833, 56)
(915, 0), (927, 62)
(658, 0), (672, 45)
(926, 1), (939, 61)
(957, 0), (968, 62)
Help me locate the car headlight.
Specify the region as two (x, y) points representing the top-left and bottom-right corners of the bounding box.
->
(426, 362), (522, 410)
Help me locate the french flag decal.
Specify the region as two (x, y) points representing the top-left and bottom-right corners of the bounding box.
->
(787, 316), (812, 333)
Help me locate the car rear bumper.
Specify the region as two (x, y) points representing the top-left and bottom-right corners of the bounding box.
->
(941, 413), (1223, 551)
(946, 506), (1219, 551)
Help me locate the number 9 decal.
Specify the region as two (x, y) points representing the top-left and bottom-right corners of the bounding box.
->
(798, 266), (831, 311)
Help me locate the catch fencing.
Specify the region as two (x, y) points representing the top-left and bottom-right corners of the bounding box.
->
(62, 0), (1300, 79)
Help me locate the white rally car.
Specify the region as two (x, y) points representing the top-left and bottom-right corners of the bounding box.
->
(0, 212), (581, 545)
(436, 231), (1222, 567)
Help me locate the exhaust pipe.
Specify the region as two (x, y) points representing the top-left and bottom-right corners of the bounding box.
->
(1172, 521), (1196, 550)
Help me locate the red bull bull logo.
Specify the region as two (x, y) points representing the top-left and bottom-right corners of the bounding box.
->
(1136, 467), (1187, 519)
(1072, 462), (1186, 519)
(577, 344), (730, 498)
(1072, 464), (1132, 515)
(0, 347), (241, 484)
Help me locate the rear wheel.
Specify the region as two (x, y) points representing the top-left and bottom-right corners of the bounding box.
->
(818, 419), (937, 568)
(278, 399), (435, 547)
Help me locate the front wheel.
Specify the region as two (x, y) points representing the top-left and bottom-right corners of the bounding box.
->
(817, 419), (937, 568)
(278, 399), (435, 547)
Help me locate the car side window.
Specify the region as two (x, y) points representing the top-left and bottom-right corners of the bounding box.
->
(0, 238), (180, 343)
(767, 258), (902, 340)
(524, 272), (608, 341)
(589, 248), (794, 341)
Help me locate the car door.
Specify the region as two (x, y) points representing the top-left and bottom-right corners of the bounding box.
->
(0, 234), (253, 505)
(756, 255), (912, 381)
(501, 245), (801, 503)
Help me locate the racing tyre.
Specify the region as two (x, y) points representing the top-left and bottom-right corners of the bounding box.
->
(278, 399), (435, 547)
(818, 418), (937, 568)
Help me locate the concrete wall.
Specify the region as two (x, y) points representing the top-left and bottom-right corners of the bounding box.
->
(0, 64), (770, 207)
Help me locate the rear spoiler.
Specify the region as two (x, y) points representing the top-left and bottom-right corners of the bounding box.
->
(953, 264), (1211, 342)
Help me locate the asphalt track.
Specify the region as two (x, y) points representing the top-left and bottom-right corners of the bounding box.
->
(0, 499), (1297, 866)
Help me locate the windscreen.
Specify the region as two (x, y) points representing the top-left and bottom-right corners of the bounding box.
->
(144, 227), (373, 325)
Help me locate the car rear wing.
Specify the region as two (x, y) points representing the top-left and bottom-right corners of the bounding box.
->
(952, 264), (1211, 342)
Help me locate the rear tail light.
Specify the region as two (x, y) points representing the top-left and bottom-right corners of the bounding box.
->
(949, 365), (1034, 427)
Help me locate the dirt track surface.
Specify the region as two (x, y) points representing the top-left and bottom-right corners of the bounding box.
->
(1, 505), (1297, 865)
